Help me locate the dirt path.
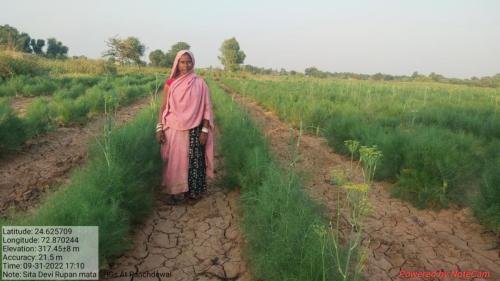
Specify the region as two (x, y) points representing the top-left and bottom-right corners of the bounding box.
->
(101, 131), (250, 281)
(218, 82), (500, 281)
(10, 96), (42, 117)
(0, 97), (153, 216)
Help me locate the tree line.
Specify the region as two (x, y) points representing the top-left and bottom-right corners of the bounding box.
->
(104, 36), (246, 71)
(0, 25), (68, 58)
(0, 25), (247, 71)
(2, 24), (498, 87)
(148, 38), (246, 71)
(303, 67), (500, 88)
(0, 25), (246, 71)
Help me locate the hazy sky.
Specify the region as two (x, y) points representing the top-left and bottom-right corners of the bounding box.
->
(2, 0), (499, 78)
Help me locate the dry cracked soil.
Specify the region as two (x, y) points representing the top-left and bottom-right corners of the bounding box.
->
(100, 129), (251, 281)
(0, 96), (153, 216)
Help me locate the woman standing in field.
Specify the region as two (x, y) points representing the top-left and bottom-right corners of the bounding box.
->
(156, 50), (215, 205)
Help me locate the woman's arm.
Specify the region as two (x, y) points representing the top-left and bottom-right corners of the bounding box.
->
(201, 80), (213, 130)
(199, 81), (212, 145)
(202, 119), (209, 129)
(158, 84), (170, 123)
(156, 83), (169, 144)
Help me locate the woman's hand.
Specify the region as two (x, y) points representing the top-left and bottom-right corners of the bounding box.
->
(199, 132), (208, 146)
(156, 131), (165, 144)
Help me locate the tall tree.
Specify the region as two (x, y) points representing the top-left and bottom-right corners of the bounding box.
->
(218, 37), (245, 71)
(103, 36), (145, 65)
(0, 25), (18, 50)
(46, 38), (68, 58)
(0, 25), (31, 52)
(18, 32), (32, 53)
(149, 49), (165, 67)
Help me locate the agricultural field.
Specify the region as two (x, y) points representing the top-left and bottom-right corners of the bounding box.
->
(1, 41), (499, 281)
(0, 51), (170, 276)
(218, 74), (500, 233)
(0, 51), (163, 156)
(2, 1), (500, 279)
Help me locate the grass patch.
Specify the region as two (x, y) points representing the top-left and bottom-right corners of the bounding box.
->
(472, 141), (500, 234)
(0, 97), (26, 156)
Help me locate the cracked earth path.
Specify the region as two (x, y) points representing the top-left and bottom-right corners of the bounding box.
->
(218, 82), (499, 281)
(101, 130), (251, 281)
(0, 96), (153, 216)
(10, 96), (43, 117)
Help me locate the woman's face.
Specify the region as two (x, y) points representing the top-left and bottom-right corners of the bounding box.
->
(177, 53), (193, 75)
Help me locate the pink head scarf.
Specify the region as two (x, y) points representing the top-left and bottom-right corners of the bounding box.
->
(162, 50), (214, 131)
(169, 50), (195, 80)
(161, 50), (215, 178)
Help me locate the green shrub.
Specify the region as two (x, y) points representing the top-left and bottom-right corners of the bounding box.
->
(0, 98), (26, 155)
(116, 85), (141, 104)
(21, 77), (57, 96)
(6, 74), (29, 95)
(0, 51), (48, 79)
(394, 127), (481, 208)
(24, 97), (54, 136)
(473, 142), (500, 234)
(50, 98), (86, 125)
(53, 84), (87, 100)
(0, 84), (16, 96)
(79, 86), (106, 113)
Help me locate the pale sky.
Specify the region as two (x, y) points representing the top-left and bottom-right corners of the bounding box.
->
(1, 0), (499, 78)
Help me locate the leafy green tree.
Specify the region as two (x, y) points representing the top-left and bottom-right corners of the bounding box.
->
(218, 37), (245, 71)
(372, 72), (384, 80)
(46, 38), (68, 58)
(18, 33), (31, 53)
(122, 37), (146, 65)
(149, 49), (165, 67)
(0, 25), (19, 50)
(429, 72), (445, 82)
(0, 25), (32, 52)
(305, 67), (328, 78)
(103, 36), (146, 65)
